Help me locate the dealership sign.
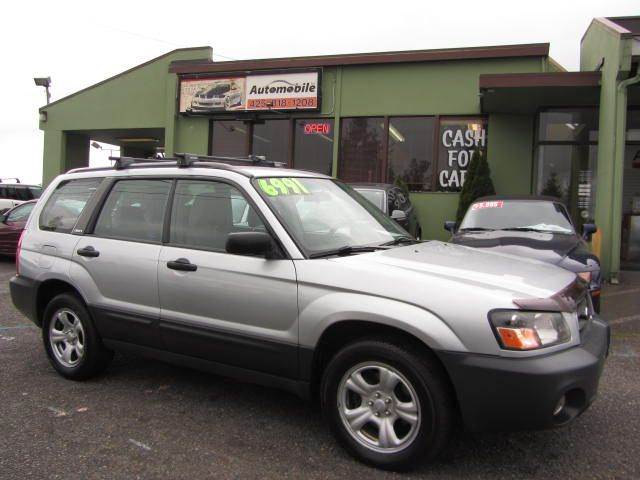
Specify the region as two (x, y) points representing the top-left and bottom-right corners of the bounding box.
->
(179, 71), (320, 114)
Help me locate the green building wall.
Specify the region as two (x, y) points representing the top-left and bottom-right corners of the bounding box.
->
(580, 19), (636, 280)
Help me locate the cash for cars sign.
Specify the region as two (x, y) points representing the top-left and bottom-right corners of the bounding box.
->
(438, 122), (487, 191)
(179, 71), (320, 114)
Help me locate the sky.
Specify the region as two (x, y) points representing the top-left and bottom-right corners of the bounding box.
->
(1, 0), (637, 185)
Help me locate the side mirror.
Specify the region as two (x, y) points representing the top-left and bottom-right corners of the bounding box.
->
(444, 220), (457, 234)
(226, 231), (274, 257)
(582, 223), (597, 241)
(391, 209), (407, 222)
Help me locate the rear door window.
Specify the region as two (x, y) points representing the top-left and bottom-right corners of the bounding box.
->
(93, 179), (172, 243)
(39, 178), (102, 233)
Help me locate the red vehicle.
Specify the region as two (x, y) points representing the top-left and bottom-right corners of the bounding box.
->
(0, 200), (36, 256)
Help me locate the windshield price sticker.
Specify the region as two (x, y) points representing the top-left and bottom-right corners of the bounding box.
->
(472, 201), (504, 210)
(258, 178), (310, 196)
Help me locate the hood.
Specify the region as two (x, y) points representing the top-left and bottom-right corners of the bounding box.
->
(332, 241), (576, 299)
(450, 230), (595, 270)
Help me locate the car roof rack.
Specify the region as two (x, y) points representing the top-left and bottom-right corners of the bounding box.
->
(67, 153), (287, 176)
(0, 177), (21, 184)
(103, 153), (286, 171)
(173, 153), (287, 169)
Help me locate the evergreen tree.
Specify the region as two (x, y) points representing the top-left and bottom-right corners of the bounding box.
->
(540, 171), (564, 200)
(456, 148), (496, 222)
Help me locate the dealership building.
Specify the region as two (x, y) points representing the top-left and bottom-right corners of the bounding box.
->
(39, 16), (640, 280)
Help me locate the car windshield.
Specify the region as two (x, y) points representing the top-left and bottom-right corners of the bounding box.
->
(354, 188), (386, 212)
(253, 177), (409, 257)
(460, 200), (575, 234)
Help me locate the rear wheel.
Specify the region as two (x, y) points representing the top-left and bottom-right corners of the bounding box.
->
(320, 338), (454, 470)
(42, 293), (113, 380)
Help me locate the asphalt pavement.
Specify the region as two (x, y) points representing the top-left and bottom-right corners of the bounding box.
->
(0, 256), (638, 479)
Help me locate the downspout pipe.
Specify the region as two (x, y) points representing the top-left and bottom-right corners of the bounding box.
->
(610, 65), (640, 283)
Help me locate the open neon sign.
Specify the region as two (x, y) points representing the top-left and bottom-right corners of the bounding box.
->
(303, 122), (331, 135)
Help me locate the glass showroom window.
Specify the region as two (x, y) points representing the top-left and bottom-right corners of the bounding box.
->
(339, 117), (385, 183)
(536, 108), (598, 225)
(387, 117), (436, 192)
(210, 120), (248, 156)
(294, 119), (334, 175)
(252, 120), (290, 163)
(436, 117), (487, 192)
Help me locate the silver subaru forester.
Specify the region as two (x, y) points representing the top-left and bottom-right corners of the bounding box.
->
(10, 155), (609, 470)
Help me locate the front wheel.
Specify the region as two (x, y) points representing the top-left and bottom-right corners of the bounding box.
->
(320, 338), (455, 470)
(42, 293), (113, 380)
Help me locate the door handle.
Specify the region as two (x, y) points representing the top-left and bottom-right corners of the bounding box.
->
(77, 246), (100, 258)
(167, 258), (197, 272)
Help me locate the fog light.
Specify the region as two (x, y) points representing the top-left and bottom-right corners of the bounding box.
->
(553, 395), (566, 416)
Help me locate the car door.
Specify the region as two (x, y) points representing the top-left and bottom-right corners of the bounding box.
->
(0, 202), (34, 254)
(157, 178), (299, 379)
(71, 178), (172, 349)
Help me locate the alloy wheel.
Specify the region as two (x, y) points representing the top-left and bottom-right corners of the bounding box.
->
(49, 308), (85, 368)
(337, 362), (421, 453)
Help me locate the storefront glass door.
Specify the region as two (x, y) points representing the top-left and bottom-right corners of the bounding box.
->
(621, 109), (640, 270)
(535, 108), (599, 229)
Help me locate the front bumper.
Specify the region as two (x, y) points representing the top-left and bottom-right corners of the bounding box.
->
(438, 316), (610, 432)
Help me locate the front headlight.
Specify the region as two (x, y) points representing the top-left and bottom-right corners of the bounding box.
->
(489, 310), (571, 351)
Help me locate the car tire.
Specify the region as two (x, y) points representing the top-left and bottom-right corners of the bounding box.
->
(320, 337), (455, 471)
(42, 293), (113, 380)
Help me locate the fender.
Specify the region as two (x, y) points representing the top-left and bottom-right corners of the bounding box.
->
(298, 290), (468, 353)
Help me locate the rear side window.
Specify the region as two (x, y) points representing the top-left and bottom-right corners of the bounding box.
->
(2, 186), (17, 199)
(40, 178), (102, 233)
(94, 179), (171, 243)
(14, 187), (31, 201)
(28, 186), (43, 199)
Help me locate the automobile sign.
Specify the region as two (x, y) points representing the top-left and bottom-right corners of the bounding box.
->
(179, 70), (320, 114)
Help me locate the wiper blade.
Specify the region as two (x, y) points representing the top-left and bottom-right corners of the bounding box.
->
(459, 227), (494, 232)
(499, 227), (540, 232)
(309, 245), (387, 259)
(381, 236), (417, 246)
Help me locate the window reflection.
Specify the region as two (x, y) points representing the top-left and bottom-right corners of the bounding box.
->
(252, 120), (290, 163)
(294, 119), (334, 175)
(387, 117), (435, 192)
(338, 117), (385, 183)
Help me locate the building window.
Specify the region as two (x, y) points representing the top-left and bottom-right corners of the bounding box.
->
(294, 119), (334, 175)
(387, 117), (436, 192)
(338, 117), (385, 183)
(536, 108), (598, 225)
(252, 120), (290, 163)
(436, 118), (487, 192)
(211, 120), (248, 156)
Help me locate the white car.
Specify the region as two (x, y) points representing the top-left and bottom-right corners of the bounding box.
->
(189, 83), (242, 111)
(0, 181), (42, 214)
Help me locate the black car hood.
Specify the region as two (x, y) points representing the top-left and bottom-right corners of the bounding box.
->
(451, 230), (599, 272)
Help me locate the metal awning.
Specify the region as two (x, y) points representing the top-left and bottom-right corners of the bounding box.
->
(479, 72), (601, 114)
